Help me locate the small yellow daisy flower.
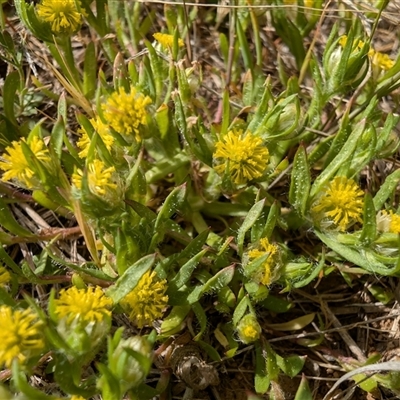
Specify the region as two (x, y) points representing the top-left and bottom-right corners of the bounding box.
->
(77, 117), (115, 159)
(0, 306), (45, 368)
(248, 238), (278, 286)
(0, 136), (50, 188)
(54, 286), (113, 324)
(121, 271), (168, 328)
(72, 159), (117, 196)
(102, 87), (152, 142)
(36, 0), (83, 35)
(153, 32), (184, 48)
(213, 130), (269, 185)
(0, 266), (11, 287)
(312, 176), (364, 231)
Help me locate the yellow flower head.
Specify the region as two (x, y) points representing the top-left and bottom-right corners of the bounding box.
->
(312, 176), (364, 231)
(102, 87), (152, 142)
(0, 306), (45, 368)
(72, 159), (117, 196)
(153, 32), (184, 48)
(248, 238), (278, 286)
(121, 271), (168, 328)
(371, 52), (395, 71)
(36, 0), (83, 35)
(237, 314), (261, 344)
(0, 136), (50, 188)
(54, 286), (113, 324)
(77, 117), (115, 159)
(213, 130), (269, 185)
(377, 210), (400, 234)
(0, 266), (11, 287)
(70, 396), (86, 400)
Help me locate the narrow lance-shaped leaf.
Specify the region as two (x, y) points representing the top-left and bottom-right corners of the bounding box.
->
(289, 145), (311, 218)
(373, 169), (400, 210)
(237, 198), (265, 256)
(192, 301), (207, 341)
(359, 192), (376, 246)
(169, 248), (208, 290)
(255, 341), (270, 394)
(232, 296), (251, 327)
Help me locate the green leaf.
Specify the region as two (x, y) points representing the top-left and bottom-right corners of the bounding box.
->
(271, 8), (305, 69)
(315, 230), (400, 275)
(277, 354), (306, 378)
(155, 184), (187, 229)
(169, 248), (208, 290)
(221, 88), (230, 135)
(261, 201), (280, 239)
(175, 60), (191, 105)
(237, 198), (265, 256)
(367, 285), (394, 305)
(236, 18), (253, 72)
(265, 341), (279, 381)
(50, 95), (67, 159)
(125, 199), (157, 222)
(131, 383), (160, 400)
(373, 169), (400, 210)
(200, 264), (235, 296)
(0, 247), (21, 275)
(359, 193), (376, 246)
(0, 286), (16, 307)
(3, 70), (20, 126)
(192, 301), (207, 341)
(260, 295), (292, 314)
(217, 286), (236, 309)
(255, 341), (270, 394)
(289, 145), (311, 218)
(233, 296), (251, 327)
(53, 356), (97, 398)
(12, 361), (60, 399)
(83, 41), (97, 98)
(106, 254), (155, 303)
(294, 375), (312, 400)
(197, 340), (222, 362)
(97, 362), (121, 400)
(0, 197), (33, 237)
(160, 305), (191, 336)
(266, 313), (315, 331)
(187, 265), (235, 304)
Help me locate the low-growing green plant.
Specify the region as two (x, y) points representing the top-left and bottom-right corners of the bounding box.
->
(0, 0), (399, 398)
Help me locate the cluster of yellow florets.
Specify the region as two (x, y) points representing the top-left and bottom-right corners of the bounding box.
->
(121, 270), (169, 328)
(36, 0), (84, 35)
(0, 136), (50, 188)
(213, 129), (269, 185)
(312, 176), (364, 231)
(102, 87), (152, 142)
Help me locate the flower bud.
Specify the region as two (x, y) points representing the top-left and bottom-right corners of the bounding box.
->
(237, 314), (261, 344)
(324, 35), (369, 94)
(108, 336), (153, 393)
